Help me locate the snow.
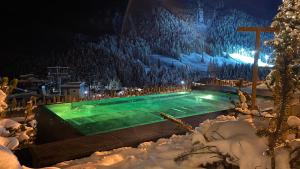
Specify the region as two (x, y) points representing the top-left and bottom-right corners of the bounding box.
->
(0, 136), (19, 150)
(287, 116), (300, 128)
(0, 119), (36, 150)
(275, 147), (291, 169)
(55, 134), (194, 169)
(0, 90), (8, 113)
(0, 126), (10, 137)
(0, 146), (22, 169)
(53, 115), (273, 169)
(202, 119), (270, 169)
(0, 119), (21, 130)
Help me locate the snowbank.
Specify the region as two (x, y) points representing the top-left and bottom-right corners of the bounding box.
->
(0, 146), (22, 169)
(55, 134), (193, 169)
(53, 115), (274, 169)
(0, 118), (21, 129)
(0, 118), (36, 150)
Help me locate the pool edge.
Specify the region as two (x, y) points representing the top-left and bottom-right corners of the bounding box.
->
(28, 109), (232, 168)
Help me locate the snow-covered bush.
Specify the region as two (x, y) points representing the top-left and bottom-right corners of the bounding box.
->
(107, 78), (122, 90)
(0, 78), (36, 151)
(0, 90), (8, 115)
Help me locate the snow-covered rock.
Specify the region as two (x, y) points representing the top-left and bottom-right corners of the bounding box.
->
(15, 126), (34, 142)
(28, 120), (37, 128)
(0, 136), (19, 150)
(287, 116), (300, 128)
(16, 131), (30, 142)
(0, 119), (21, 130)
(275, 146), (291, 169)
(261, 112), (275, 118)
(194, 117), (270, 168)
(191, 132), (206, 145)
(0, 146), (22, 169)
(0, 126), (10, 137)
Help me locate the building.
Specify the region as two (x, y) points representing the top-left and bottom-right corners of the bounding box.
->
(61, 82), (89, 99)
(18, 74), (46, 93)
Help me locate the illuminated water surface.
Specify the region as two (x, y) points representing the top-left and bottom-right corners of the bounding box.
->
(46, 90), (237, 135)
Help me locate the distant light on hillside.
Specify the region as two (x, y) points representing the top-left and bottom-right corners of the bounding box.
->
(265, 54), (270, 61)
(229, 53), (273, 67)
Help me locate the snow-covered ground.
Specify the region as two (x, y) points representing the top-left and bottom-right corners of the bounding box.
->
(150, 52), (271, 72)
(52, 114), (299, 169)
(53, 115), (260, 169)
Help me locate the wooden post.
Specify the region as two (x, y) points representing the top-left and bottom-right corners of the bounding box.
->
(237, 27), (278, 110)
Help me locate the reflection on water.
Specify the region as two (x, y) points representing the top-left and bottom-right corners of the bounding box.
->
(194, 94), (214, 103)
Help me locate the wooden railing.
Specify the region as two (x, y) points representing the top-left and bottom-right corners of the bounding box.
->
(7, 85), (191, 109)
(197, 78), (264, 88)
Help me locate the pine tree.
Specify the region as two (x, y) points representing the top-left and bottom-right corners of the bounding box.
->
(265, 0), (300, 168)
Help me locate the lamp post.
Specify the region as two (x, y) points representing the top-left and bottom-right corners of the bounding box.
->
(181, 80), (186, 91)
(237, 27), (278, 110)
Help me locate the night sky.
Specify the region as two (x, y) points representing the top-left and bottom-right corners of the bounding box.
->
(1, 0), (281, 75)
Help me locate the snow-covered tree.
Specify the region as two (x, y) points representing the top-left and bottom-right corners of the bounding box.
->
(0, 90), (7, 116)
(134, 7), (206, 58)
(265, 0), (300, 168)
(207, 9), (273, 56)
(107, 78), (122, 90)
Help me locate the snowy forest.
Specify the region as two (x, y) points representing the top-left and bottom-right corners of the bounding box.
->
(2, 0), (275, 86)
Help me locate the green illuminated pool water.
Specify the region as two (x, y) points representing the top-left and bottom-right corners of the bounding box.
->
(45, 90), (237, 135)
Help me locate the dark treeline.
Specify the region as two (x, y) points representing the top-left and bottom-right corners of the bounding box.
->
(216, 64), (271, 81)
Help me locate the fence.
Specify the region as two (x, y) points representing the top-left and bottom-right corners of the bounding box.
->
(7, 85), (192, 109)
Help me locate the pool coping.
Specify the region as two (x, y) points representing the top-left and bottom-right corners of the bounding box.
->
(40, 90), (235, 138)
(28, 109), (231, 167)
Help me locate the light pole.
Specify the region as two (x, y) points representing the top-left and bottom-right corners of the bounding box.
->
(237, 27), (278, 110)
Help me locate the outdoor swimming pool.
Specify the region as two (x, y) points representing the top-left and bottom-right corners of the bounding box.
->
(45, 90), (237, 135)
